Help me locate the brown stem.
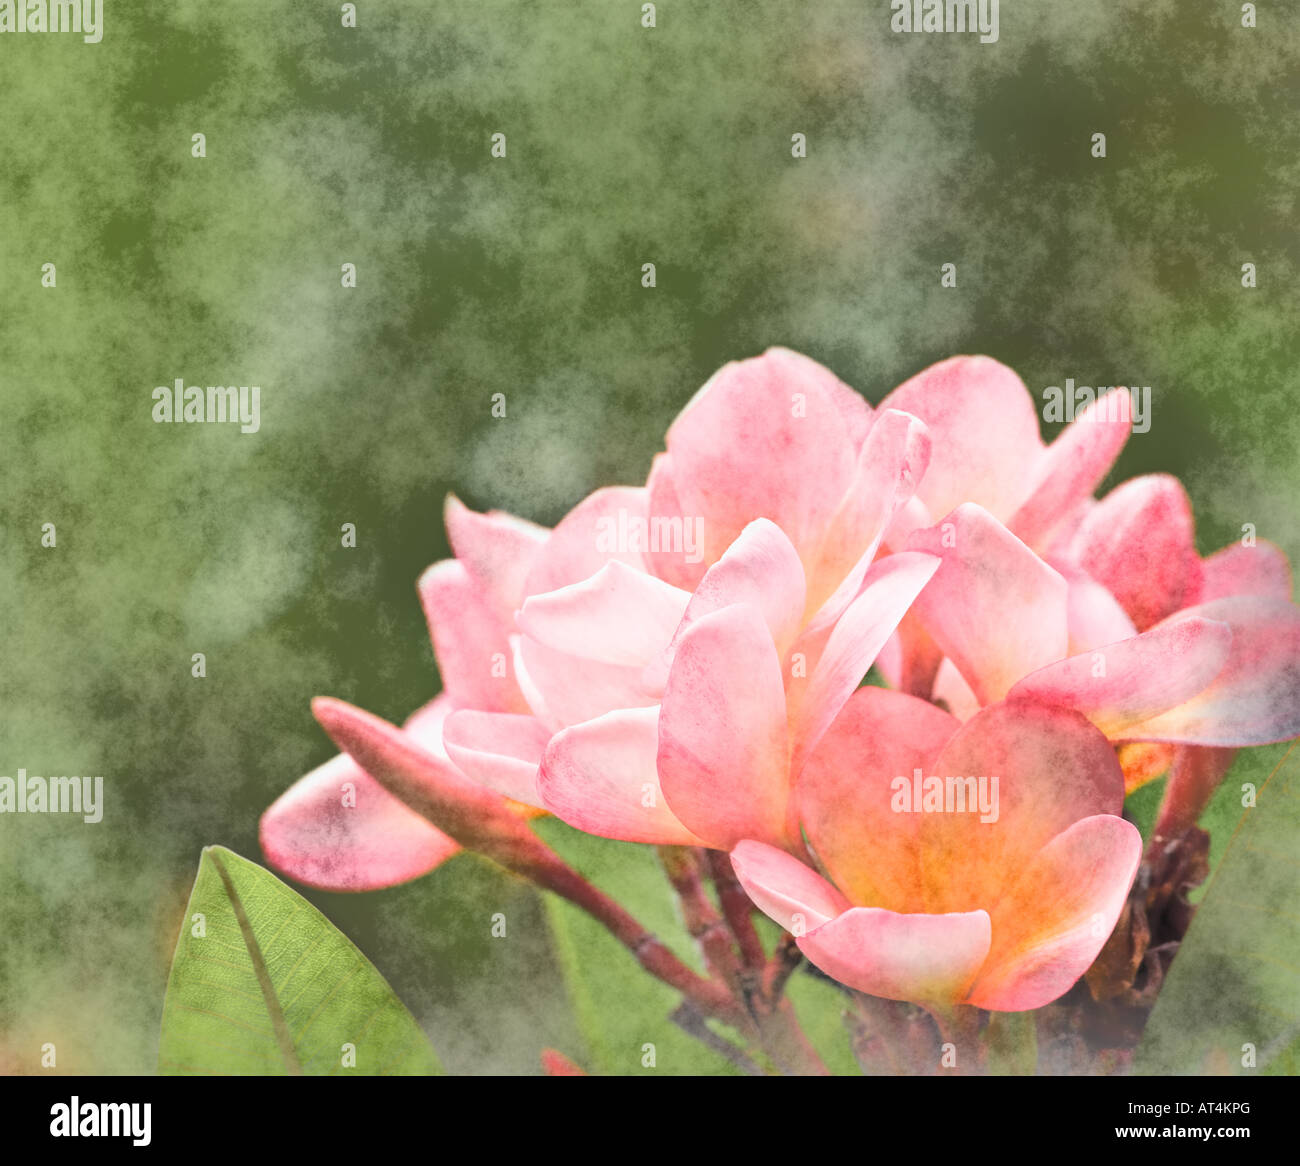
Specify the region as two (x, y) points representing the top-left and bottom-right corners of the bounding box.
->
(755, 998), (832, 1076)
(658, 847), (743, 989)
(707, 849), (768, 969)
(844, 992), (940, 1075)
(536, 857), (745, 1025)
(763, 933), (804, 1002)
(669, 1003), (766, 1076)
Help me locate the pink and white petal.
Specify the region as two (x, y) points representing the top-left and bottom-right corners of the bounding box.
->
(658, 604), (794, 851)
(418, 561), (526, 713)
(968, 815), (1141, 1012)
(932, 658), (980, 723)
(1008, 388), (1133, 551)
(1200, 540), (1292, 603)
(1071, 474), (1203, 631)
(730, 840), (852, 932)
(919, 701), (1126, 914)
(800, 907), (992, 1007)
(441, 710), (552, 806)
(1118, 597), (1300, 746)
(539, 707), (706, 845)
(1006, 617), (1233, 740)
(518, 560), (690, 669)
(882, 493), (934, 552)
(905, 504), (1069, 705)
(646, 519), (807, 692)
(790, 550), (941, 773)
(522, 486), (651, 598)
(643, 454), (708, 591)
(443, 494), (548, 622)
(874, 630), (903, 688)
(664, 348), (862, 570)
(260, 750), (460, 892)
(310, 696), (542, 867)
(1063, 568), (1138, 655)
(806, 409), (932, 618)
(1041, 496), (1096, 565)
(797, 687), (959, 909)
(403, 696), (454, 753)
(878, 355), (1044, 522)
(515, 634), (658, 728)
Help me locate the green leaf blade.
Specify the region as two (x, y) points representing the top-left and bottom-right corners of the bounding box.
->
(158, 846), (441, 1076)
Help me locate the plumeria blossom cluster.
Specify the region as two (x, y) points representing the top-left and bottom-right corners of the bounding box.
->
(262, 350), (1300, 1057)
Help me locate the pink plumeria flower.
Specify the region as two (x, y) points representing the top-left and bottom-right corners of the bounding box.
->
(441, 351), (935, 829)
(730, 692), (1142, 1012)
(869, 355), (1299, 819)
(263, 348), (932, 884)
(1051, 471), (1297, 826)
(895, 503), (1300, 765)
(536, 520), (940, 850)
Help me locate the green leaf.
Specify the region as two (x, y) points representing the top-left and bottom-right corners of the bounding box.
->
(1135, 743), (1300, 1075)
(158, 846), (441, 1075)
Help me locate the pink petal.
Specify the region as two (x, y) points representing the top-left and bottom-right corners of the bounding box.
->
(539, 708), (706, 845)
(1008, 388), (1132, 550)
(645, 519), (806, 692)
(311, 696), (542, 865)
(878, 355), (1043, 522)
(261, 751), (461, 892)
(664, 348), (863, 572)
(804, 408), (932, 617)
(789, 550), (941, 774)
(800, 907), (992, 1007)
(918, 701), (1126, 914)
(1071, 474), (1203, 630)
(1199, 540), (1292, 602)
(658, 605), (794, 851)
(260, 698), (461, 892)
(443, 494), (548, 622)
(522, 486), (651, 598)
(517, 560), (690, 668)
(1063, 568), (1138, 654)
(797, 688), (959, 909)
(514, 634), (658, 728)
(643, 453), (708, 591)
(1117, 597), (1300, 745)
(931, 658), (980, 723)
(441, 710), (552, 806)
(729, 840), (852, 931)
(418, 560), (525, 713)
(1006, 617), (1233, 740)
(905, 504), (1069, 705)
(967, 815), (1141, 1011)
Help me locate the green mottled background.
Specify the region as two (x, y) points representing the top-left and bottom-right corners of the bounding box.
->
(1, 1), (1297, 1074)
